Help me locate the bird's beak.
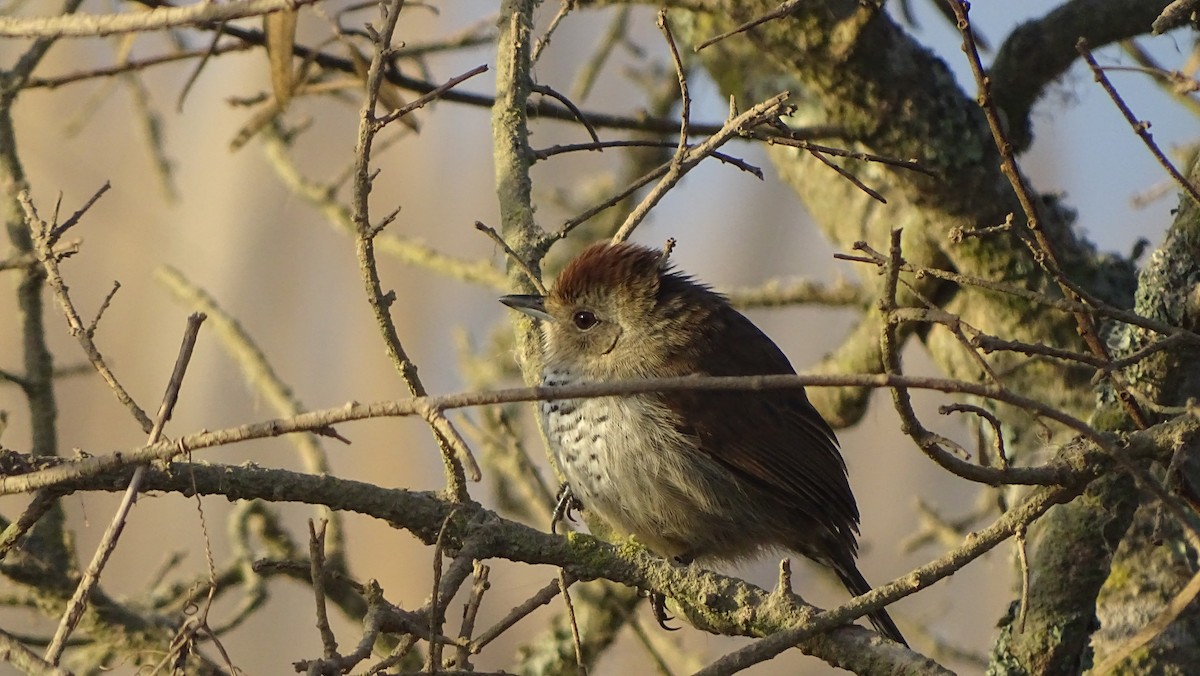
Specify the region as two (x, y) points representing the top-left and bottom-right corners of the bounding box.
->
(500, 294), (553, 322)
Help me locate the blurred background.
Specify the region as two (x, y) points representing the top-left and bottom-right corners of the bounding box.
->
(0, 1), (1195, 673)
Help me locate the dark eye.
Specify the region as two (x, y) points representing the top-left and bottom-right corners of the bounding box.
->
(572, 310), (599, 330)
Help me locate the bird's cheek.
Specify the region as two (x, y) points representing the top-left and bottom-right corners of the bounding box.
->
(599, 327), (622, 356)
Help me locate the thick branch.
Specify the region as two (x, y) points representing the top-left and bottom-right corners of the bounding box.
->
(990, 0), (1174, 151)
(35, 457), (1098, 673)
(0, 0), (317, 38)
(494, 0), (544, 381)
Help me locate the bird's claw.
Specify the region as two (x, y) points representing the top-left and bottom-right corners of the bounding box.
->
(647, 554), (692, 631)
(650, 592), (679, 631)
(551, 483), (582, 534)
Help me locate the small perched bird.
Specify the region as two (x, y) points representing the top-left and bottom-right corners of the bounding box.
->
(501, 241), (905, 645)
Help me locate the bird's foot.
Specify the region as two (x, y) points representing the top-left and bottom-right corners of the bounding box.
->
(551, 483), (582, 534)
(649, 592), (679, 631)
(648, 553), (694, 631)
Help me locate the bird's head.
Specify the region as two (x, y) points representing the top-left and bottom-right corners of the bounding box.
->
(501, 242), (715, 379)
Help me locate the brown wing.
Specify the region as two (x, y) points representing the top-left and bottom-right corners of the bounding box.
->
(660, 303), (862, 555)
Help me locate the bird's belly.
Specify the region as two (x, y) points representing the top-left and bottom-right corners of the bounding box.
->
(541, 391), (732, 558)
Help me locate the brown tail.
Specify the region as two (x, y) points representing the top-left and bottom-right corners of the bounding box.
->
(834, 563), (907, 646)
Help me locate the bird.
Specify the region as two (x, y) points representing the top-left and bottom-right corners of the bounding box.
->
(500, 240), (906, 645)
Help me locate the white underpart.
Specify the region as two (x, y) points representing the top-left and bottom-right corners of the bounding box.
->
(541, 368), (736, 557)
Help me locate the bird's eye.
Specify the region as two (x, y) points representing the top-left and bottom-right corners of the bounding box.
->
(572, 310), (599, 330)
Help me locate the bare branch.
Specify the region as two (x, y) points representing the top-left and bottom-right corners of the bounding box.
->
(0, 0), (320, 38)
(45, 313), (206, 664)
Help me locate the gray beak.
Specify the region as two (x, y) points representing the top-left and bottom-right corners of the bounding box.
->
(500, 294), (553, 322)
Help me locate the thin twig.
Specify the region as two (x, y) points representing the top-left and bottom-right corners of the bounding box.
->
(1078, 38), (1200, 209)
(808, 147), (886, 203)
(939, 403), (1009, 468)
(350, 0), (478, 497)
(532, 82), (599, 144)
(173, 453), (233, 670)
(22, 45), (255, 91)
(609, 91), (790, 243)
(377, 63), (489, 128)
(454, 561), (490, 669)
(1013, 524), (1031, 633)
(22, 188), (155, 432)
(309, 519), (338, 658)
(753, 131), (933, 176)
(532, 0), (575, 64)
(554, 161), (668, 242)
(44, 312), (206, 664)
(559, 569), (586, 674)
(476, 221), (547, 295)
(1115, 41), (1200, 118)
(610, 9), (692, 243)
(971, 334), (1107, 369)
(878, 229), (989, 473)
(0, 490), (61, 559)
(156, 265), (346, 561)
(365, 634), (420, 673)
(85, 281), (120, 337)
(427, 508), (461, 673)
(695, 0), (804, 52)
(140, 8), (845, 140)
(418, 402), (483, 488)
(1102, 333), (1189, 374)
(0, 238), (80, 273)
(945, 0), (1150, 430)
(0, 627), (70, 676)
(949, 213), (1014, 242)
(533, 140), (761, 176)
(4, 369), (1128, 498)
(177, 21), (228, 111)
(837, 243), (1200, 348)
(471, 578), (564, 651)
(47, 181), (110, 244)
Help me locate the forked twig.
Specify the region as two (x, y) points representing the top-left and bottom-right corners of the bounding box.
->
(454, 561), (491, 669)
(609, 91), (790, 242)
(45, 312), (206, 664)
(350, 0), (480, 497)
(944, 0), (1150, 430)
(309, 519), (338, 658)
(22, 188), (156, 432)
(471, 577), (565, 651)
